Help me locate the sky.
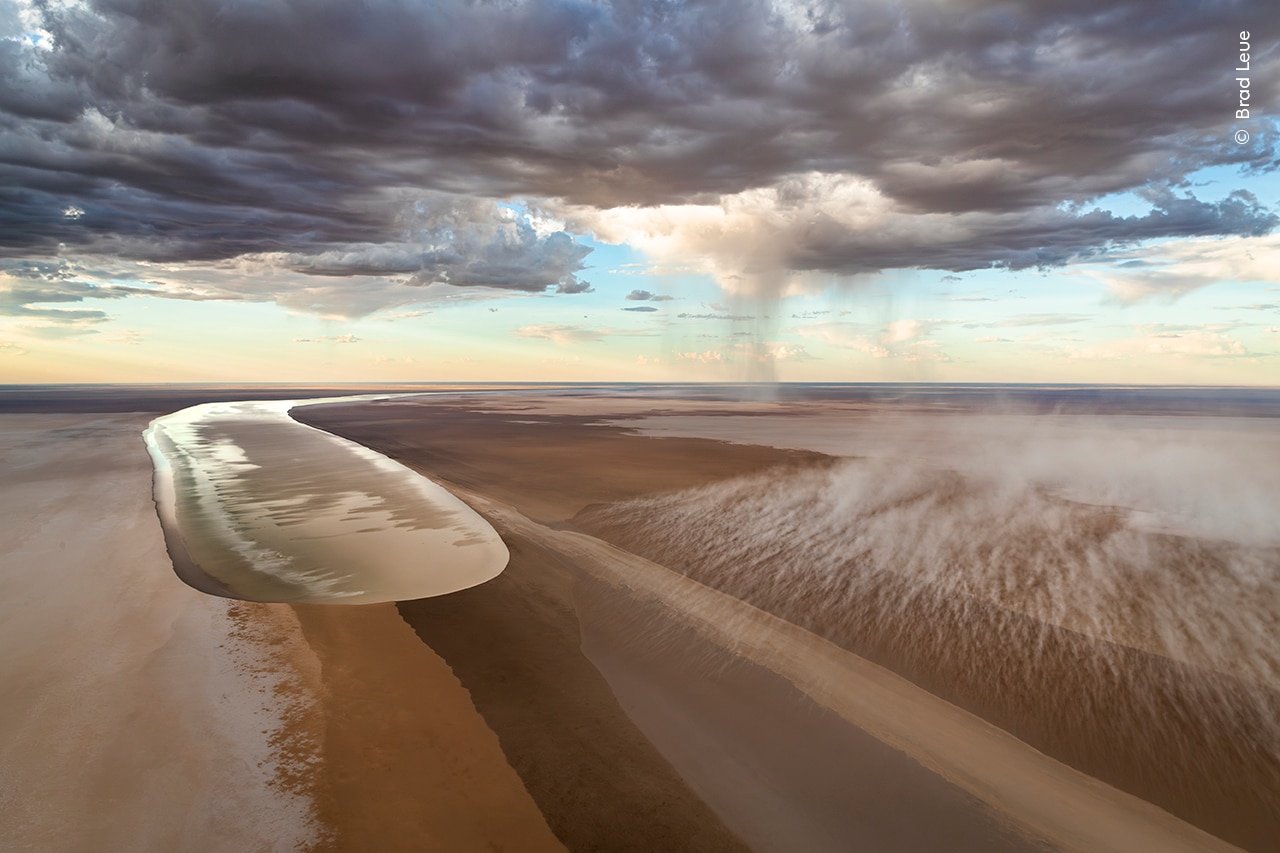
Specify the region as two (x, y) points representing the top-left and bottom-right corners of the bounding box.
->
(1, 0), (1278, 384)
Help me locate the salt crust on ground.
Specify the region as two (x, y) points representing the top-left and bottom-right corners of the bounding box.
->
(0, 414), (320, 852)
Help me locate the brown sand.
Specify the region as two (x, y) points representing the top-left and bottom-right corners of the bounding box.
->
(580, 498), (1280, 851)
(471, 487), (1237, 853)
(0, 415), (317, 851)
(0, 412), (561, 853)
(397, 534), (755, 853)
(292, 602), (563, 853)
(294, 396), (831, 522)
(7, 393), (1251, 852)
(394, 517), (1039, 853)
(297, 395), (1251, 853)
(570, 571), (1043, 853)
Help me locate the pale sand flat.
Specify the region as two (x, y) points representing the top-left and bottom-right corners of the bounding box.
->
(0, 414), (318, 852)
(0, 414), (562, 853)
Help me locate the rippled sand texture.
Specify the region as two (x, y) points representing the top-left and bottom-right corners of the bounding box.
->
(145, 400), (508, 603)
(576, 411), (1280, 851)
(298, 390), (1269, 853)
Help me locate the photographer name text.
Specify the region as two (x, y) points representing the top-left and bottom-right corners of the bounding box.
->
(1235, 30), (1252, 143)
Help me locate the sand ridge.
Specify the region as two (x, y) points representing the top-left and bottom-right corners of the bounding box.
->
(454, 485), (1241, 853)
(297, 393), (1262, 852)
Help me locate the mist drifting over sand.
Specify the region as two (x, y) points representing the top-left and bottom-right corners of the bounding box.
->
(578, 403), (1280, 847)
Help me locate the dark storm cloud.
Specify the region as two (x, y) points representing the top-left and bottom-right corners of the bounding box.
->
(276, 193), (593, 293)
(0, 0), (1277, 292)
(0, 258), (74, 280)
(781, 188), (1279, 275)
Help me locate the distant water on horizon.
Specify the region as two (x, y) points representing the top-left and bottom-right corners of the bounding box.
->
(3, 380), (1279, 416)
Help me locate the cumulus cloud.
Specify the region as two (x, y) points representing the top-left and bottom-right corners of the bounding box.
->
(561, 177), (1278, 296)
(1, 0), (1276, 313)
(555, 278), (595, 294)
(1097, 234), (1280, 304)
(626, 289), (673, 302)
(673, 341), (814, 368)
(759, 342), (814, 362)
(220, 194), (593, 295)
(675, 349), (725, 365)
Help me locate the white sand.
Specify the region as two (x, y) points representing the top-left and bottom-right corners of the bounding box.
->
(0, 414), (320, 852)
